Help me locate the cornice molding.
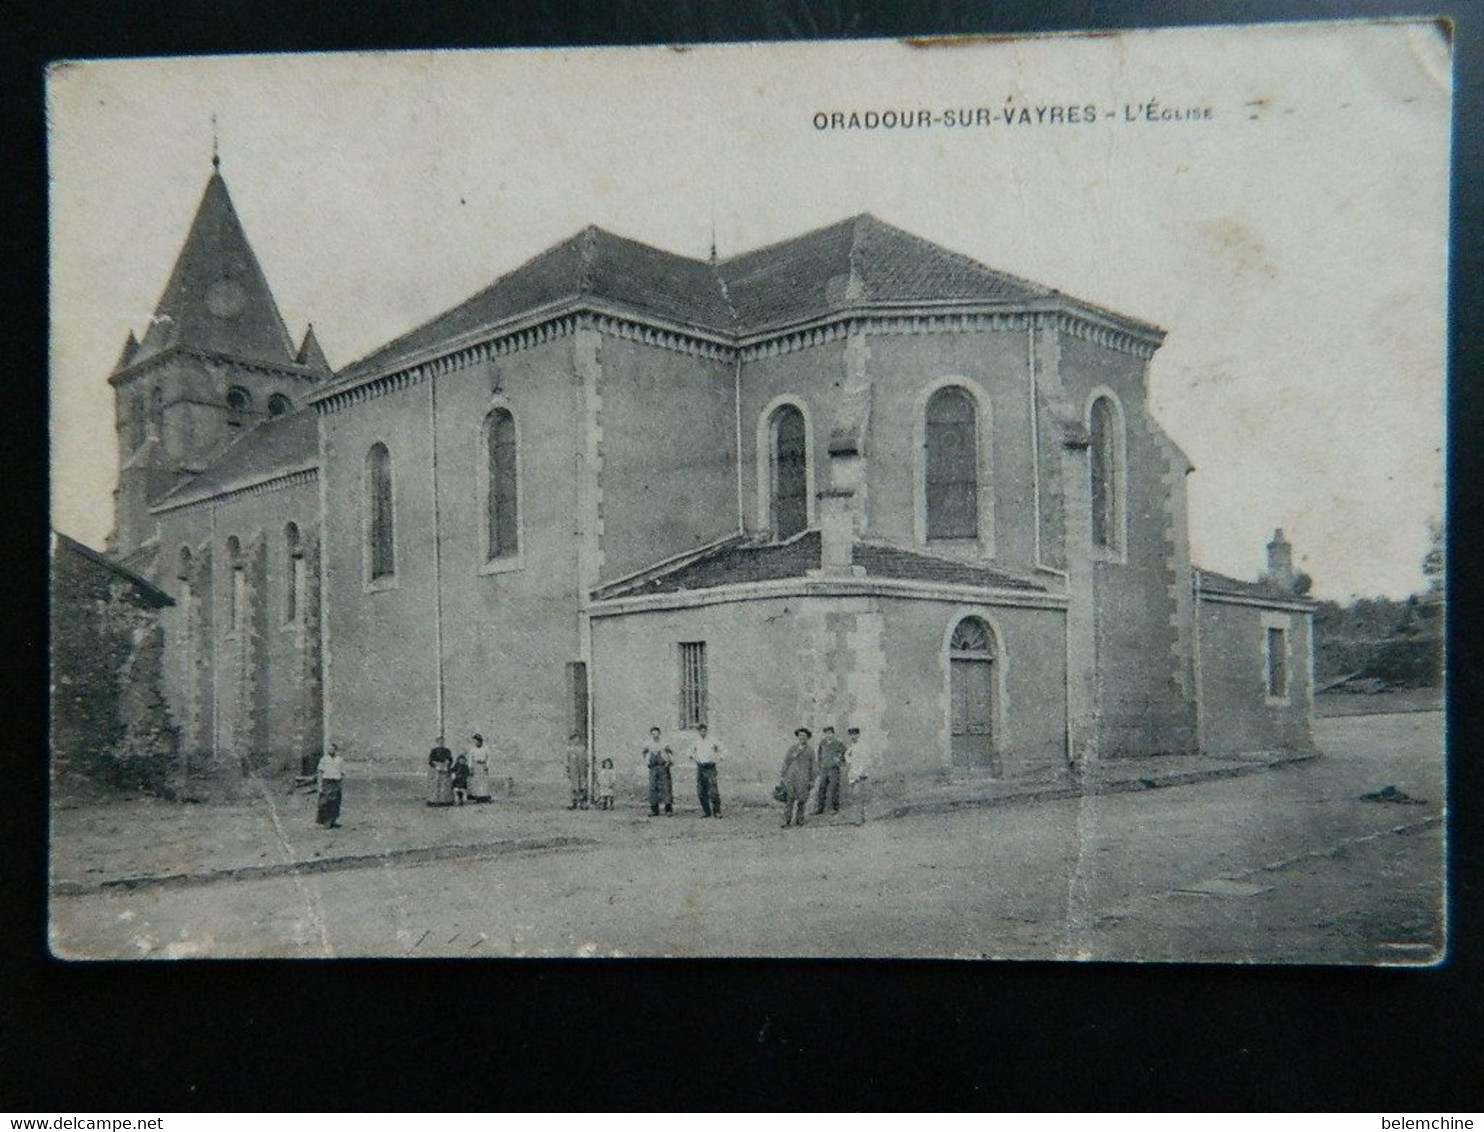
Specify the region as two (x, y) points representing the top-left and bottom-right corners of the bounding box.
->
(312, 297), (1163, 415)
(110, 346), (325, 387)
(150, 465), (319, 517)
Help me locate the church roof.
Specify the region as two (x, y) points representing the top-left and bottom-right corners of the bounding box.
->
(131, 172), (298, 371)
(717, 213), (1055, 333)
(337, 226), (738, 383)
(332, 213), (1155, 388)
(594, 531), (1048, 601)
(152, 408), (318, 511)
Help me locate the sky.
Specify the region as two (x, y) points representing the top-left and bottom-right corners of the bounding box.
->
(47, 22), (1450, 599)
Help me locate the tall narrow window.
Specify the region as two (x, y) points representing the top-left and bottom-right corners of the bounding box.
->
(149, 388), (164, 437)
(367, 443), (395, 581)
(129, 395), (146, 450)
(285, 523), (302, 624)
(678, 642), (707, 729)
(772, 405), (808, 539)
(486, 408), (519, 559)
(225, 536), (243, 630)
(1089, 395), (1122, 553)
(925, 386), (979, 539)
(1266, 626), (1288, 699)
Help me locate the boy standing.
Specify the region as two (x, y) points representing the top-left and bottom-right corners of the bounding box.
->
(814, 725), (848, 814)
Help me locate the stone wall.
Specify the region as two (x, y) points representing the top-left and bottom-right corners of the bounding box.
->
(50, 538), (178, 794)
(1198, 597), (1315, 756)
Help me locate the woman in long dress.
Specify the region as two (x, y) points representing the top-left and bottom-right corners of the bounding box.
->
(466, 733), (492, 803)
(427, 736), (455, 806)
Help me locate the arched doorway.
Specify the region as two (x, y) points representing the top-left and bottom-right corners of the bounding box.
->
(949, 616), (1000, 773)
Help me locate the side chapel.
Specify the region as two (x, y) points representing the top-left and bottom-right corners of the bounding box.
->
(105, 164), (1316, 789)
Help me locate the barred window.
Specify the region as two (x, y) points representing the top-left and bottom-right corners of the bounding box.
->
(925, 385), (979, 539)
(367, 443), (395, 581)
(678, 642), (707, 729)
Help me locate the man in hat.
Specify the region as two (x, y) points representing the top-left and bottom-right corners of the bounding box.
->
(813, 725), (849, 815)
(642, 726), (674, 817)
(779, 727), (816, 829)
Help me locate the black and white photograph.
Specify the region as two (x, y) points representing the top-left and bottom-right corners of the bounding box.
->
(46, 20), (1448, 961)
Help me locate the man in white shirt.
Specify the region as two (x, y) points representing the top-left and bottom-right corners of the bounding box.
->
(846, 726), (871, 826)
(316, 743), (345, 829)
(688, 723), (726, 818)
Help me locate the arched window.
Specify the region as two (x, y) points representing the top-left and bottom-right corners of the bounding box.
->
(284, 522), (302, 623)
(485, 408), (519, 560)
(925, 385), (979, 540)
(149, 387), (164, 437)
(268, 393), (293, 418)
(226, 386), (252, 413)
(177, 546), (193, 580)
(366, 443), (395, 581)
(948, 615), (1000, 772)
(1089, 394), (1124, 555)
(225, 536), (243, 630)
(771, 404), (809, 539)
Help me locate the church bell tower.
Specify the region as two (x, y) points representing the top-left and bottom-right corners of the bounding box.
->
(108, 152), (330, 565)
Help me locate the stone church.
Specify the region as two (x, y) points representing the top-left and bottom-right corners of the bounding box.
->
(105, 163), (1316, 791)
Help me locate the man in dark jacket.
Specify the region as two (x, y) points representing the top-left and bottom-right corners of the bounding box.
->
(814, 725), (848, 814)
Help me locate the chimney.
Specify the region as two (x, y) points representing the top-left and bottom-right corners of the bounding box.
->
(819, 434), (864, 576)
(1266, 528), (1294, 588)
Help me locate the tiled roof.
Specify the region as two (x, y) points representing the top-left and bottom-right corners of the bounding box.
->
(132, 173), (298, 371)
(719, 214), (1055, 333)
(333, 213), (1146, 386)
(337, 227), (738, 382)
(51, 532), (174, 608)
(1196, 568), (1313, 605)
(597, 531), (1047, 599)
(153, 409), (318, 510)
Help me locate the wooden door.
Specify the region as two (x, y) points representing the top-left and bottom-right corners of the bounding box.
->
(950, 656), (995, 768)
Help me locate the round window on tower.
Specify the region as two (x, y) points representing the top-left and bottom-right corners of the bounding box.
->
(268, 393), (293, 418)
(206, 278), (247, 319)
(226, 386), (252, 414)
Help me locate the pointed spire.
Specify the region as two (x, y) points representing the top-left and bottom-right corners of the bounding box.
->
(113, 330), (140, 373)
(133, 170), (297, 369)
(211, 114), (220, 171)
(296, 323), (331, 373)
(708, 209), (718, 265)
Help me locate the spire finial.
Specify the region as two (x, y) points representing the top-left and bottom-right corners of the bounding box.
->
(211, 114), (220, 171)
(708, 208), (717, 265)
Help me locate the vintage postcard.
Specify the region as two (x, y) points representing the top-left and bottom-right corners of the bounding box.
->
(47, 21), (1448, 960)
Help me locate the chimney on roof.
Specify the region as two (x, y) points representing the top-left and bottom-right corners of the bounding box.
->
(1265, 528), (1294, 589)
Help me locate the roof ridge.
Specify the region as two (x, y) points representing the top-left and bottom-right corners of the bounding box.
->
(855, 213), (1055, 300)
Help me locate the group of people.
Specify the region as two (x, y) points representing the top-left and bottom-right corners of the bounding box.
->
(426, 734), (494, 806)
(311, 723), (869, 830)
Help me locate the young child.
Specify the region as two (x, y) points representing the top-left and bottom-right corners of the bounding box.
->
(451, 752), (471, 805)
(596, 758), (617, 810)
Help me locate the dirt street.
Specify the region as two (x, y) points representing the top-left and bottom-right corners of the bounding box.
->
(49, 712), (1443, 961)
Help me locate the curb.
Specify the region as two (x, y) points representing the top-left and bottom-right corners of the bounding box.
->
(51, 834), (597, 896)
(880, 751), (1320, 820)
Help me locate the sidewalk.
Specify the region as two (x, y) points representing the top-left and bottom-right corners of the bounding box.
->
(49, 748), (1318, 895)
